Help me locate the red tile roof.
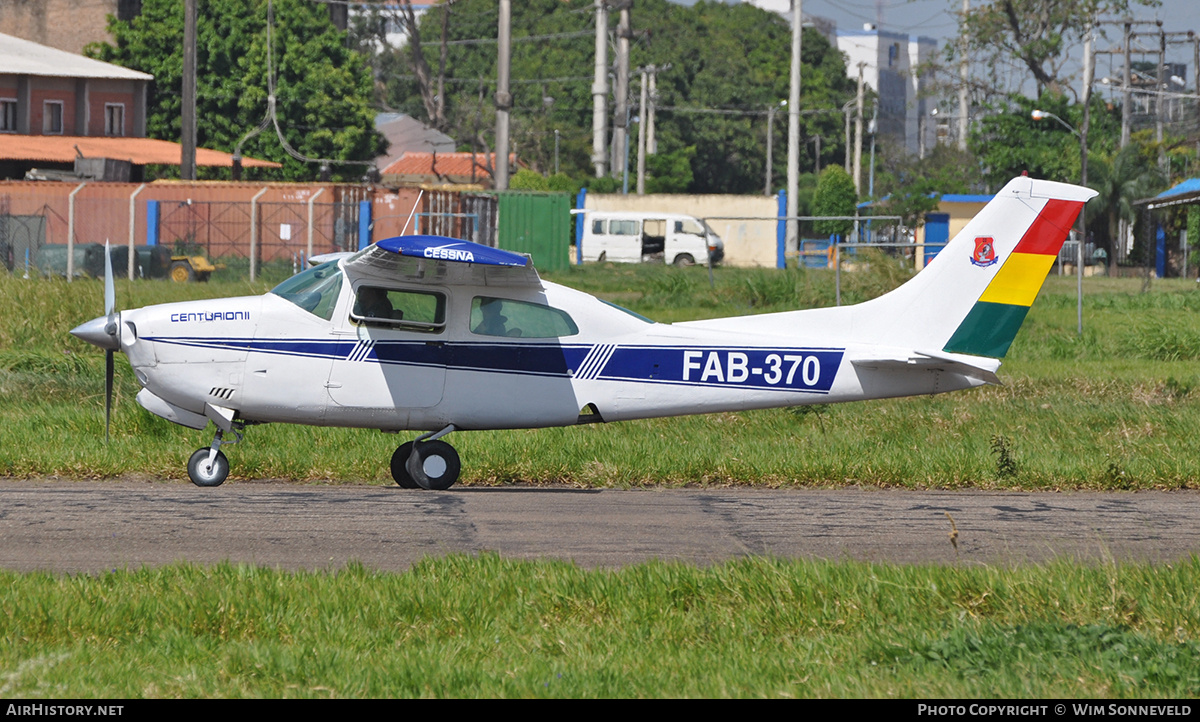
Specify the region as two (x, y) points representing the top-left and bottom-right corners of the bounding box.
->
(381, 151), (517, 183)
(0, 135), (281, 168)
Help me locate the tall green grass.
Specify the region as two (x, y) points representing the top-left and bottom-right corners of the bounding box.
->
(1, 267), (1198, 488)
(2, 556), (1198, 698)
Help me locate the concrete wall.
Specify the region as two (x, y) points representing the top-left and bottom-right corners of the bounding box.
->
(938, 198), (990, 239)
(584, 193), (779, 267)
(0, 0), (118, 55)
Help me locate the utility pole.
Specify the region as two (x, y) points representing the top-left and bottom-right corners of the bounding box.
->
(868, 102), (878, 198)
(853, 62), (865, 195)
(611, 2), (631, 179)
(1194, 31), (1199, 97)
(181, 0), (197, 180)
(786, 0), (802, 254)
(647, 68), (657, 155)
(844, 102), (851, 173)
(636, 68), (648, 195)
(495, 0), (511, 190)
(591, 0), (608, 177)
(958, 0), (969, 151)
(1121, 19), (1132, 148)
(765, 104), (775, 196)
(1156, 23), (1166, 175)
(1080, 22), (1093, 333)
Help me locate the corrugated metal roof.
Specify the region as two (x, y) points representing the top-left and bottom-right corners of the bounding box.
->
(941, 194), (994, 203)
(1157, 178), (1200, 199)
(0, 135), (281, 168)
(0, 32), (153, 81)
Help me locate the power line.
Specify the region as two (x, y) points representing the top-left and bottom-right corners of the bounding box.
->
(444, 30), (592, 46)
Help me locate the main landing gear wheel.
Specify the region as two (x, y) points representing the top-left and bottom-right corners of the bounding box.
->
(391, 440), (461, 490)
(188, 448), (229, 487)
(390, 442), (420, 489)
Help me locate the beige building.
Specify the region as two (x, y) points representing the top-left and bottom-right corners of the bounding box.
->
(0, 0), (139, 55)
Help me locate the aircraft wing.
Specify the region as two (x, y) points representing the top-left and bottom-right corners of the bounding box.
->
(341, 235), (542, 288)
(851, 349), (1002, 385)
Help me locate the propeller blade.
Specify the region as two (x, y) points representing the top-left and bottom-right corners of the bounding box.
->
(104, 241), (115, 316)
(105, 349), (114, 444)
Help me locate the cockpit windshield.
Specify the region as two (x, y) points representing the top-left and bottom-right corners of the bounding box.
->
(269, 260), (343, 320)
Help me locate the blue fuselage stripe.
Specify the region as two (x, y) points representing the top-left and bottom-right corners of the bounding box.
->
(143, 337), (844, 392)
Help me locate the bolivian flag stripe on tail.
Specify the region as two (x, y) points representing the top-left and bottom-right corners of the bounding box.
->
(943, 198), (1085, 358)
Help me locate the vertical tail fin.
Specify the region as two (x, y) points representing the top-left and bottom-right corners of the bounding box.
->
(840, 175), (1096, 358)
(940, 184), (1094, 357)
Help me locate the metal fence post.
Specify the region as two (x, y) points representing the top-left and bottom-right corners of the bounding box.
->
(128, 184), (147, 280)
(66, 182), (87, 281)
(249, 186), (268, 281)
(776, 190), (787, 269)
(308, 188), (325, 261)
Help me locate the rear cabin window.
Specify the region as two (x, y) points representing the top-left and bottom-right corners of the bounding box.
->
(470, 297), (578, 338)
(591, 219), (606, 234)
(352, 286), (445, 332)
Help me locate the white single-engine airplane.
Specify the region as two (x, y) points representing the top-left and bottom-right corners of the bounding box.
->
(71, 176), (1095, 489)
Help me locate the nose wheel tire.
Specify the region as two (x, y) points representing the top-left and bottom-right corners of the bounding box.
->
(392, 439), (460, 490)
(188, 448), (229, 487)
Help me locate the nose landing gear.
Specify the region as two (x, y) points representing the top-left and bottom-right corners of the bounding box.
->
(187, 421), (244, 488)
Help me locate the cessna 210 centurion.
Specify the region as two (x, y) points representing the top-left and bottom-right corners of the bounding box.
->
(71, 176), (1095, 490)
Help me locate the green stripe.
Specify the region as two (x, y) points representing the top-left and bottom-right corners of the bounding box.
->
(942, 301), (1030, 358)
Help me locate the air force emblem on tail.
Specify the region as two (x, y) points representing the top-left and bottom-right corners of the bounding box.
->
(424, 244), (475, 262)
(971, 236), (997, 267)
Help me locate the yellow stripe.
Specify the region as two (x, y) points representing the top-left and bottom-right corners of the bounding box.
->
(978, 252), (1057, 307)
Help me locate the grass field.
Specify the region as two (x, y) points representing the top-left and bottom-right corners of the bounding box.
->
(2, 262), (1199, 698)
(2, 557), (1199, 698)
(1, 260), (1197, 489)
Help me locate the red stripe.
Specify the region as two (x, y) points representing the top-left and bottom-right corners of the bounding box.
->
(1012, 199), (1084, 255)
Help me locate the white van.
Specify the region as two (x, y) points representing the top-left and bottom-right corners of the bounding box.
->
(580, 212), (725, 267)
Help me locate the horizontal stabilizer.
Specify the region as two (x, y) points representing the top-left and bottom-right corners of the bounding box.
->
(851, 349), (1002, 385)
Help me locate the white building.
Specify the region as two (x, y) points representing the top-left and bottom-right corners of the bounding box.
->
(837, 25), (938, 157)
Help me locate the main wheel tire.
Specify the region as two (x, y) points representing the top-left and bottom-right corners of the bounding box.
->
(187, 448), (229, 487)
(672, 253), (695, 268)
(390, 442), (420, 488)
(170, 261), (195, 283)
(404, 440), (461, 491)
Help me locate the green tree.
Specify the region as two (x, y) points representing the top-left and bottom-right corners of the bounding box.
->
(366, 0), (856, 194)
(960, 0), (1158, 97)
(645, 146), (696, 194)
(89, 0), (383, 181)
(508, 168), (551, 191)
(875, 143), (984, 228)
(1087, 141), (1166, 265)
(969, 93), (1120, 188)
(813, 166), (857, 237)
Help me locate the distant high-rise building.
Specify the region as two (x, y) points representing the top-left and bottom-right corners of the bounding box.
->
(837, 25), (938, 157)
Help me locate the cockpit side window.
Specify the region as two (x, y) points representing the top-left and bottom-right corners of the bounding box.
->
(470, 296), (579, 338)
(269, 260), (343, 320)
(352, 286), (446, 332)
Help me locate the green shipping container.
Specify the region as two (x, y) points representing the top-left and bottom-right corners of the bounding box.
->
(497, 191), (571, 272)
